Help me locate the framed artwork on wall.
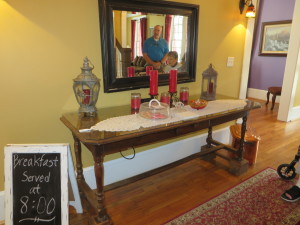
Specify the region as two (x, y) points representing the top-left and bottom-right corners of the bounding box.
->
(259, 20), (292, 56)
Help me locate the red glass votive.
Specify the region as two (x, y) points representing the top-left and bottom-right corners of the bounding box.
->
(127, 67), (135, 77)
(160, 92), (171, 105)
(82, 89), (90, 104)
(146, 66), (153, 76)
(149, 70), (158, 96)
(180, 87), (189, 102)
(131, 93), (141, 109)
(169, 70), (177, 93)
(131, 108), (139, 114)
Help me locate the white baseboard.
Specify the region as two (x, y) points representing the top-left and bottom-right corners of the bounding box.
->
(0, 127), (230, 220)
(247, 88), (281, 103)
(290, 106), (300, 121)
(83, 127), (230, 189)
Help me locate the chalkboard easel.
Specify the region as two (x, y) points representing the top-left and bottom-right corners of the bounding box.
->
(4, 144), (70, 225)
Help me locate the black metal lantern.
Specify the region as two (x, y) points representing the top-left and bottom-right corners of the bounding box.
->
(200, 64), (218, 101)
(73, 57), (100, 115)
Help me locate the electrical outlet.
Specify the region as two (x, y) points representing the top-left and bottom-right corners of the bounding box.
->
(227, 57), (235, 67)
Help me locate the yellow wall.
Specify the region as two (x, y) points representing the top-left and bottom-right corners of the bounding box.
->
(113, 10), (122, 45)
(0, 0), (247, 191)
(294, 76), (300, 106)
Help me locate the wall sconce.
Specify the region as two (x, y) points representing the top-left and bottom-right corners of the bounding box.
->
(239, 0), (256, 18)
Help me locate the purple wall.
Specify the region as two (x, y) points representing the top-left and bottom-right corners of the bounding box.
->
(248, 0), (295, 90)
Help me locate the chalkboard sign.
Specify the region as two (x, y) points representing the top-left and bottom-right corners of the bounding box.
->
(5, 144), (69, 225)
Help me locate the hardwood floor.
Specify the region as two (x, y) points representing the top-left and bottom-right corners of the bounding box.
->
(7, 98), (300, 225)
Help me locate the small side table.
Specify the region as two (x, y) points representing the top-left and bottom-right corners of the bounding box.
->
(266, 86), (282, 110)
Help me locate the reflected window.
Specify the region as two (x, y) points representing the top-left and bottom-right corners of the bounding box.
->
(169, 16), (187, 62)
(134, 20), (143, 57)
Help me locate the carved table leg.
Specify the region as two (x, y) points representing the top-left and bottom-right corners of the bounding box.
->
(201, 125), (216, 161)
(237, 115), (247, 160)
(229, 115), (249, 175)
(206, 125), (213, 148)
(93, 148), (113, 225)
(72, 133), (84, 181)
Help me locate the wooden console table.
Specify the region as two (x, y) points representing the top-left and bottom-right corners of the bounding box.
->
(60, 100), (260, 225)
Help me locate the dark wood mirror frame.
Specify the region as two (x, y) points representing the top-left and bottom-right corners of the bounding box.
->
(98, 0), (199, 93)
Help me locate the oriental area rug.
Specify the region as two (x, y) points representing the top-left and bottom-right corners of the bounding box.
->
(165, 168), (300, 225)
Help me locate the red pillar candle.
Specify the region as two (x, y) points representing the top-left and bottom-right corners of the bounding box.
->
(127, 67), (135, 77)
(169, 70), (177, 93)
(146, 66), (153, 76)
(82, 89), (90, 104)
(209, 81), (214, 93)
(149, 70), (158, 95)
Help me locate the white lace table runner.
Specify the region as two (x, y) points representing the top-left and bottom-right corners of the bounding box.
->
(90, 99), (247, 132)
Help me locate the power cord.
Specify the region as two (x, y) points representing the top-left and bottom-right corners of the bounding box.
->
(120, 147), (136, 160)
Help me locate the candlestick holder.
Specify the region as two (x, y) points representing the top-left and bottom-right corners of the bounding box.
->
(141, 94), (158, 103)
(150, 94), (158, 99)
(169, 92), (178, 107)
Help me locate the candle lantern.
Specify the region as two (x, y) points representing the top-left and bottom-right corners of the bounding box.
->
(200, 64), (218, 101)
(73, 57), (100, 116)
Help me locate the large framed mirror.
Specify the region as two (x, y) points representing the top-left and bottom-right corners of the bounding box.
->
(98, 0), (199, 93)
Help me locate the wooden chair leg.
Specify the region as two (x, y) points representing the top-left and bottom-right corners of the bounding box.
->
(271, 94), (276, 110)
(266, 91), (270, 105)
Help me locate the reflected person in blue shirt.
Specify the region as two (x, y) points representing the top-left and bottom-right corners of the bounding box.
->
(143, 25), (169, 71)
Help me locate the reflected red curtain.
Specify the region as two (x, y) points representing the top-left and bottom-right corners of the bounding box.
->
(131, 20), (136, 60)
(165, 15), (172, 44)
(140, 18), (147, 53)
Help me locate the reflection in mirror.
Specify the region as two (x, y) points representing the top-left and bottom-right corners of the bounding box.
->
(99, 0), (199, 93)
(113, 11), (188, 78)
